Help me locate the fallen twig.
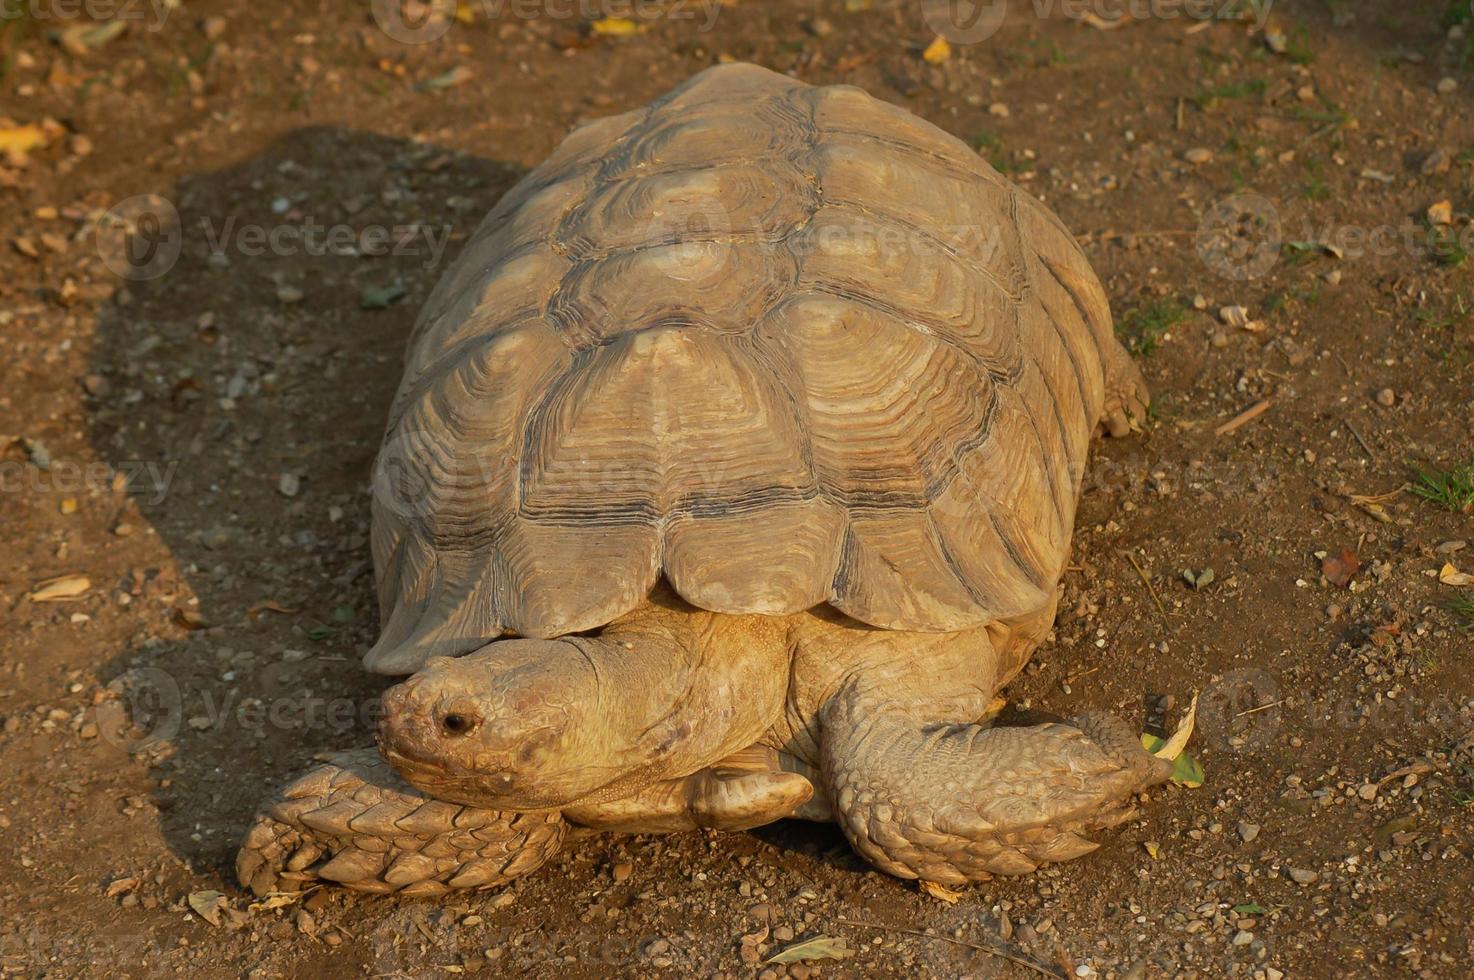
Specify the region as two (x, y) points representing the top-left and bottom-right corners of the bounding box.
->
(1124, 551), (1169, 622)
(1215, 398), (1273, 436)
(1234, 699), (1284, 718)
(1340, 416), (1378, 460)
(834, 918), (1065, 978)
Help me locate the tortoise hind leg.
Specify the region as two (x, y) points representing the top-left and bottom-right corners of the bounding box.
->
(237, 748), (565, 897)
(1100, 341), (1151, 437)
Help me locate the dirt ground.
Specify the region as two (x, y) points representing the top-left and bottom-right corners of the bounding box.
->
(2, 0), (1473, 977)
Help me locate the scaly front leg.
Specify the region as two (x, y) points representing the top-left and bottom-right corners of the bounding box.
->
(237, 748), (566, 897)
(563, 744), (812, 834)
(820, 680), (1171, 887)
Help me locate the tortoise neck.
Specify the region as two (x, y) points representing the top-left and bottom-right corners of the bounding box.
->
(563, 596), (792, 805)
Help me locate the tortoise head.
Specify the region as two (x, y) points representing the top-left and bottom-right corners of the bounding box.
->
(377, 639), (606, 810)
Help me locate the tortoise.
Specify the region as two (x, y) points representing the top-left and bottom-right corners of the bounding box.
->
(237, 62), (1170, 898)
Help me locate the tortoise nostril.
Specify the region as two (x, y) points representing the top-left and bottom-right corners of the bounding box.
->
(440, 712), (474, 736)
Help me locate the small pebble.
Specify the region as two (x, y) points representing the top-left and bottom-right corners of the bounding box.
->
(1375, 388), (1395, 407)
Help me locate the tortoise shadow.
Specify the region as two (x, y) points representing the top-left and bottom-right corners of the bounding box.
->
(84, 125), (524, 885)
(80, 124), (887, 897)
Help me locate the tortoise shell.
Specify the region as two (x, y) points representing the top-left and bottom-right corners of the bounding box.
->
(366, 63), (1122, 674)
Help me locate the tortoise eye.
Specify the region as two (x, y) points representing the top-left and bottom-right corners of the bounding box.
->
(440, 713), (473, 735)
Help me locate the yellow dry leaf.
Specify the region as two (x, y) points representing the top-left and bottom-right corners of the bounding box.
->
(1152, 692), (1199, 760)
(1439, 562), (1474, 587)
(922, 36), (951, 65)
(1143, 841), (1161, 859)
(919, 879), (963, 903)
(454, 0), (476, 23)
(592, 17), (644, 36)
(248, 892), (302, 912)
(1357, 501), (1392, 524)
(28, 574), (91, 602)
(0, 124), (50, 156)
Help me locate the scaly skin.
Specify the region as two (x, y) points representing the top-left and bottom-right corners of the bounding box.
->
(237, 749), (565, 897)
(242, 598), (1173, 895)
(238, 746), (813, 896)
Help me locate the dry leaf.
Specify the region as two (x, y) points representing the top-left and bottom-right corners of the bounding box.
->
(59, 19), (127, 55)
(1152, 692), (1199, 761)
(922, 36), (951, 64)
(105, 876), (139, 898)
(1322, 549), (1360, 588)
(248, 600), (299, 618)
(1082, 10), (1126, 29)
(1439, 562), (1474, 587)
(1427, 200), (1454, 226)
(740, 923), (770, 947)
(1357, 501), (1392, 523)
(248, 892), (303, 912)
(173, 608), (211, 630)
(919, 879), (963, 903)
(188, 890), (226, 926)
(591, 17), (644, 36)
(0, 124), (51, 156)
(419, 66), (473, 91)
(764, 936), (856, 964)
(28, 574), (91, 602)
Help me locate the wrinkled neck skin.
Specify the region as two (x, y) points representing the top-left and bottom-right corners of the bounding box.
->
(378, 591), (792, 811)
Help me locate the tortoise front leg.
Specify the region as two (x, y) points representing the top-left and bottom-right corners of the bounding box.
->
(237, 748), (566, 897)
(1100, 340), (1151, 437)
(563, 744), (813, 834)
(819, 671), (1171, 887)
